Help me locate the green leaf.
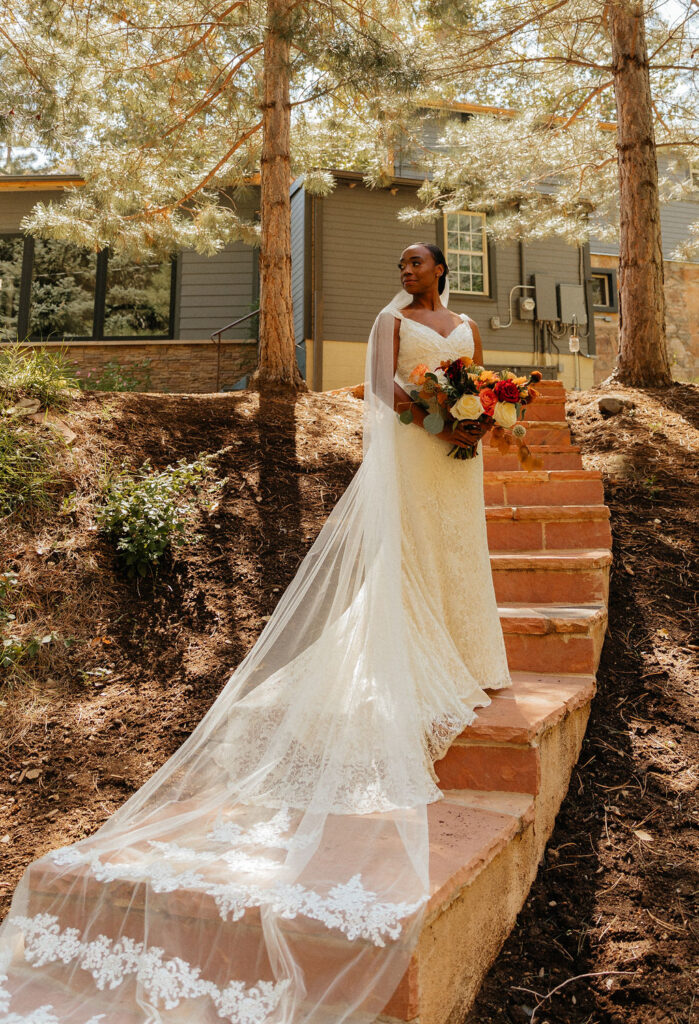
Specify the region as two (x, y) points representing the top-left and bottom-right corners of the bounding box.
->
(399, 409), (414, 424)
(423, 412), (445, 435)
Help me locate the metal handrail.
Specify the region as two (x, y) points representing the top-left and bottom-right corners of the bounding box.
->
(211, 308), (260, 391)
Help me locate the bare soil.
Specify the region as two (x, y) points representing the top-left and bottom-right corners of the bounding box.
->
(1, 381), (697, 1024)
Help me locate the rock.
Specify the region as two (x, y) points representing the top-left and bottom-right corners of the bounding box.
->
(29, 411), (78, 446)
(598, 396), (625, 416)
(3, 397), (42, 416)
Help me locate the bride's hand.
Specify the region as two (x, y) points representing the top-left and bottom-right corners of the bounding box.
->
(439, 418), (492, 448)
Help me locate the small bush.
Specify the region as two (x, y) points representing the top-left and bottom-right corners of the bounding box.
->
(0, 421), (61, 519)
(0, 344), (79, 410)
(77, 359), (152, 393)
(96, 454), (220, 577)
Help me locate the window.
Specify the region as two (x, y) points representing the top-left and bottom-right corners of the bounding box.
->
(103, 250), (174, 338)
(590, 268), (618, 313)
(689, 159), (699, 189)
(444, 211), (489, 295)
(0, 234), (176, 342)
(0, 235), (25, 341)
(29, 239), (97, 340)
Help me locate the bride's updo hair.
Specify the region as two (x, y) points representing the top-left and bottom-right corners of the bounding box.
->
(421, 242), (449, 294)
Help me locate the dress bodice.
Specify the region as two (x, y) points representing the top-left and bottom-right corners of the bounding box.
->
(394, 313), (475, 391)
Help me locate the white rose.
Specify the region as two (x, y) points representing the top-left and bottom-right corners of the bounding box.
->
(450, 393), (482, 421)
(493, 401), (518, 429)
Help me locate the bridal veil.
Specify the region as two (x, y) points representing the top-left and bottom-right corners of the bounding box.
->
(0, 286), (472, 1024)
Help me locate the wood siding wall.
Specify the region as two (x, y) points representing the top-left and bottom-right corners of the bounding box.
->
(320, 181), (588, 356)
(0, 191), (66, 231)
(177, 243), (256, 340)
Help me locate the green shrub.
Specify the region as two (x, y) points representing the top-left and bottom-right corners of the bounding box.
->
(96, 454), (219, 577)
(0, 421), (61, 519)
(0, 344), (79, 410)
(78, 359), (152, 393)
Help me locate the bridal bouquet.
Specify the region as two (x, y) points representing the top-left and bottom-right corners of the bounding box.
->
(399, 357), (543, 465)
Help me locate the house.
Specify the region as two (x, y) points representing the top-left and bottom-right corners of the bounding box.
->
(1, 131), (697, 391)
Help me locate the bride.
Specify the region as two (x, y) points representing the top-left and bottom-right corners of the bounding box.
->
(0, 243), (511, 1024)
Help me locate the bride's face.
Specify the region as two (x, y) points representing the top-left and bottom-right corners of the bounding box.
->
(398, 245), (442, 295)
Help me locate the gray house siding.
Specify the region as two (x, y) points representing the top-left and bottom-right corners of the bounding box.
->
(590, 200), (699, 262)
(0, 190), (65, 232)
(290, 180), (307, 364)
(320, 180), (591, 357)
(177, 243), (256, 340)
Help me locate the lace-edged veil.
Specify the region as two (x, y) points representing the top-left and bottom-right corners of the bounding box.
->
(0, 281), (458, 1024)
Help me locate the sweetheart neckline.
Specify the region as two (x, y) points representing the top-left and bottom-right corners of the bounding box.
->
(398, 313), (469, 342)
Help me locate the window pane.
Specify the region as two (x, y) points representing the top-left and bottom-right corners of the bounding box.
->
(447, 230), (459, 250)
(472, 275), (484, 293)
(458, 254), (471, 274)
(29, 239), (96, 339)
(104, 252), (172, 338)
(0, 236), (25, 341)
(591, 274), (609, 307)
(471, 255), (483, 274)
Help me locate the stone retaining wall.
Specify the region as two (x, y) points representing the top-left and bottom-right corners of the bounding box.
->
(591, 255), (699, 383)
(15, 339), (259, 393)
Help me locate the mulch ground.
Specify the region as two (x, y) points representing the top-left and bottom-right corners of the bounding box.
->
(1, 380), (697, 1024)
(470, 380), (698, 1024)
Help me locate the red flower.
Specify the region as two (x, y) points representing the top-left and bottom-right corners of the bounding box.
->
(479, 388), (498, 417)
(494, 379), (521, 404)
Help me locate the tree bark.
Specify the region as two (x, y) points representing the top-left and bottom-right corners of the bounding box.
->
(609, 0), (671, 386)
(253, 0), (305, 390)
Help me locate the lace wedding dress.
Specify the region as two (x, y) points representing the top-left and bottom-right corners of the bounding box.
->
(0, 289), (511, 1024)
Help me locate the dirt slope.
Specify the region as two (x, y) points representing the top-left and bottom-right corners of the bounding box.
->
(1, 381), (697, 1024)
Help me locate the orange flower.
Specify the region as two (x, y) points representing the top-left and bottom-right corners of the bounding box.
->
(477, 370), (498, 386)
(479, 388), (498, 418)
(409, 363), (429, 386)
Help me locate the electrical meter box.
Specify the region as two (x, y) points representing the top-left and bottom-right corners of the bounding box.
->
(557, 284), (588, 326)
(533, 274), (558, 321)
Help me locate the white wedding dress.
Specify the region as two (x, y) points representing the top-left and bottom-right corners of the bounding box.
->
(0, 290), (511, 1024)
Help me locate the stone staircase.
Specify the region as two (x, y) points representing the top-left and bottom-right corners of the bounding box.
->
(381, 379), (611, 1024)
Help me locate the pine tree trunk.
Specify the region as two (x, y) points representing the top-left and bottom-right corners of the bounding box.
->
(252, 0), (305, 390)
(609, 0), (671, 386)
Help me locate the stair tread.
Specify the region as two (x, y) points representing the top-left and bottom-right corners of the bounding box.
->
(491, 549), (612, 569)
(499, 603), (606, 634)
(487, 504), (610, 521)
(459, 671), (596, 743)
(485, 468), (601, 481)
(424, 797), (532, 913)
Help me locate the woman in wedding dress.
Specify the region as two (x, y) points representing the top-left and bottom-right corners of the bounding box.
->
(0, 244), (511, 1024)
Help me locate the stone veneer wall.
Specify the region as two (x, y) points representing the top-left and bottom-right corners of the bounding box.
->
(18, 339), (259, 393)
(591, 255), (699, 384)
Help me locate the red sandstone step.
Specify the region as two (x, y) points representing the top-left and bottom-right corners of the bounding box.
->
(499, 604), (607, 674)
(517, 420), (572, 446)
(490, 549), (611, 604)
(383, 790), (535, 1020)
(434, 671), (596, 794)
(483, 445), (582, 471)
(484, 469), (605, 507)
(486, 505), (612, 551)
(518, 395), (566, 421)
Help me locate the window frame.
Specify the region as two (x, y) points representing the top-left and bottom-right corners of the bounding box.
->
(0, 233), (177, 343)
(590, 267), (618, 313)
(689, 159), (699, 190)
(443, 210), (490, 297)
